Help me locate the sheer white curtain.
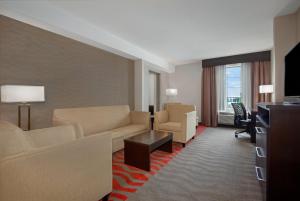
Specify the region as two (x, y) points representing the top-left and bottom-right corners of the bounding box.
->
(216, 65), (226, 112)
(241, 63), (252, 111)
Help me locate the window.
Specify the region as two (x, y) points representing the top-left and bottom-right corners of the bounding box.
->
(225, 64), (241, 110)
(217, 63), (252, 115)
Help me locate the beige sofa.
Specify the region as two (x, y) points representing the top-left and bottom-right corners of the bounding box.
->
(0, 121), (112, 201)
(154, 104), (197, 146)
(53, 105), (150, 152)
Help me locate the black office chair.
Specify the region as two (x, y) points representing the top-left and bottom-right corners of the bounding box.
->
(231, 103), (251, 138)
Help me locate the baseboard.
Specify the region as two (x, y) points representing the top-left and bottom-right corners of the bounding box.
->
(197, 122), (204, 126)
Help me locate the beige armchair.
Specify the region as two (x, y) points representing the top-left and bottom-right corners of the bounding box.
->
(0, 121), (112, 201)
(154, 104), (197, 147)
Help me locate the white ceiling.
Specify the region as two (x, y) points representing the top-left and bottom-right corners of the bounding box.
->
(1, 0), (300, 68)
(49, 0), (300, 65)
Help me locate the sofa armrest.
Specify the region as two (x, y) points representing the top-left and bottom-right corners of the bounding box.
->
(24, 124), (81, 148)
(182, 111), (197, 141)
(154, 111), (168, 130)
(130, 111), (150, 129)
(0, 133), (112, 201)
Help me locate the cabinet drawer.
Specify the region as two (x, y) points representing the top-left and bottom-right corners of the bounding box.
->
(255, 166), (266, 182)
(256, 127), (267, 153)
(256, 126), (267, 177)
(256, 146), (266, 170)
(255, 165), (266, 201)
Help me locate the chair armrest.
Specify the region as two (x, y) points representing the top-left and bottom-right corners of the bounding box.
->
(182, 111), (197, 140)
(240, 119), (251, 123)
(130, 111), (150, 129)
(0, 133), (112, 201)
(24, 124), (81, 148)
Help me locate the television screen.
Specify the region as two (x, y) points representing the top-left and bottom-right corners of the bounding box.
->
(285, 42), (300, 97)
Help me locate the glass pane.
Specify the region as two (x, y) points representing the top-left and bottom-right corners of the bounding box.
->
(227, 77), (240, 88)
(225, 65), (241, 110)
(226, 66), (240, 77)
(227, 87), (241, 97)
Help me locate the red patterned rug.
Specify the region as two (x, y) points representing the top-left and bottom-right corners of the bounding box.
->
(107, 126), (206, 201)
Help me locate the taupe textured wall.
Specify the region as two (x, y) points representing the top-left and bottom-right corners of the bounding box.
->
(273, 12), (297, 102)
(0, 15), (134, 129)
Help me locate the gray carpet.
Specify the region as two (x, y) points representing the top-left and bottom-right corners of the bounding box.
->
(128, 127), (263, 201)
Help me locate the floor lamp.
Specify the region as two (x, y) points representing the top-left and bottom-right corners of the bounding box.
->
(1, 85), (45, 130)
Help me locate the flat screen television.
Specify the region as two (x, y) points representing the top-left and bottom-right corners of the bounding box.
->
(285, 42), (300, 103)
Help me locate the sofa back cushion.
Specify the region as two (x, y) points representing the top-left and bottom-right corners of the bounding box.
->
(0, 121), (30, 160)
(167, 104), (196, 122)
(53, 105), (131, 135)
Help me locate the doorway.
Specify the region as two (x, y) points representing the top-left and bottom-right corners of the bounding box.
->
(149, 71), (160, 112)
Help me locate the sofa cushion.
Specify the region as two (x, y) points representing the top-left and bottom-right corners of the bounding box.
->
(158, 122), (182, 132)
(53, 105), (131, 135)
(110, 124), (147, 139)
(0, 121), (31, 160)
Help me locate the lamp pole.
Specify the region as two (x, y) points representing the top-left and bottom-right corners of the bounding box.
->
(18, 103), (31, 131)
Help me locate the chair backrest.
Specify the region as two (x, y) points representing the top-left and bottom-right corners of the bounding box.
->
(167, 104), (196, 122)
(231, 103), (247, 120)
(164, 102), (182, 110)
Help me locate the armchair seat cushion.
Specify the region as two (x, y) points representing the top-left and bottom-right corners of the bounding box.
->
(110, 124), (148, 139)
(158, 122), (182, 132)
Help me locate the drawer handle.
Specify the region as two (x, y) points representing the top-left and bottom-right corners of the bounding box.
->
(256, 147), (266, 158)
(255, 166), (266, 182)
(255, 127), (265, 135)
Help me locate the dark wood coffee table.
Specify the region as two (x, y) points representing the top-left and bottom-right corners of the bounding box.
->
(124, 131), (173, 171)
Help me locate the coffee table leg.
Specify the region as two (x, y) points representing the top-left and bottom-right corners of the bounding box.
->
(124, 141), (150, 171)
(157, 140), (173, 153)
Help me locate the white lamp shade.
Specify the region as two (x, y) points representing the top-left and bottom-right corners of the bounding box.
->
(1, 85), (45, 103)
(259, 85), (274, 94)
(166, 88), (178, 96)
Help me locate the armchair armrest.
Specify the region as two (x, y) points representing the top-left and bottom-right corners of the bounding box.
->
(182, 111), (197, 141)
(0, 133), (112, 201)
(24, 124), (81, 148)
(130, 111), (150, 129)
